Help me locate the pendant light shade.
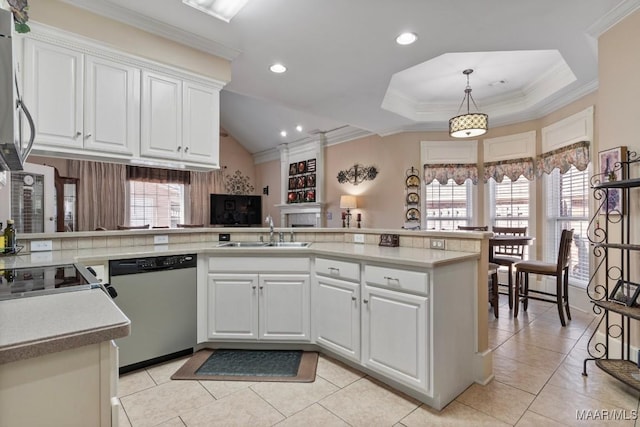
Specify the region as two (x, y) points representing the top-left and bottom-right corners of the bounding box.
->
(449, 69), (488, 138)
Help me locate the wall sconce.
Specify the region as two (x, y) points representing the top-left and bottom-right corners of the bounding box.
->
(340, 195), (357, 228)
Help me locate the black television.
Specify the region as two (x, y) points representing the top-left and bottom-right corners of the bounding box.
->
(210, 194), (263, 226)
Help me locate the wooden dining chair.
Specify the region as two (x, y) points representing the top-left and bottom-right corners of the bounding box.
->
(458, 225), (489, 231)
(117, 224), (150, 230)
(513, 229), (574, 326)
(491, 226), (527, 309)
(488, 262), (500, 318)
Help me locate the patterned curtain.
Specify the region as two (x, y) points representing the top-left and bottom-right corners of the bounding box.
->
(67, 160), (126, 231)
(189, 169), (225, 226)
(483, 157), (535, 182)
(424, 164), (479, 185)
(126, 165), (191, 184)
(535, 141), (590, 177)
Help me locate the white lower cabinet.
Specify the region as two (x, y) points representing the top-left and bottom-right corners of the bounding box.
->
(313, 275), (360, 362)
(361, 284), (429, 393)
(207, 273), (310, 341)
(0, 340), (119, 427)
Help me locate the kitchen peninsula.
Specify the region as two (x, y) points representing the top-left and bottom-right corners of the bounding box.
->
(1, 227), (490, 415)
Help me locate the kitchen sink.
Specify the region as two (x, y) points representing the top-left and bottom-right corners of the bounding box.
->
(217, 242), (268, 247)
(216, 241), (311, 248)
(265, 242), (312, 247)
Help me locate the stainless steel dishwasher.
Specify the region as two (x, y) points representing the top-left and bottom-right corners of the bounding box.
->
(109, 254), (197, 373)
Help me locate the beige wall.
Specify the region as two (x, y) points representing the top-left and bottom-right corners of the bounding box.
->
(219, 132), (258, 195)
(28, 0), (231, 83)
(255, 160), (281, 222)
(257, 93), (598, 231)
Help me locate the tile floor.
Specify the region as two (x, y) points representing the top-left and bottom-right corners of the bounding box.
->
(118, 296), (640, 426)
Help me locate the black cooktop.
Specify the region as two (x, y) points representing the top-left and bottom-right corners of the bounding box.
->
(0, 263), (100, 300)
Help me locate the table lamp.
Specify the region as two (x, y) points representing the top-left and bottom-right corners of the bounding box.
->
(340, 195), (357, 228)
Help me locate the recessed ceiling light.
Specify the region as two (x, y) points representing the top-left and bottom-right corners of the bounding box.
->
(280, 130), (287, 137)
(396, 32), (418, 45)
(296, 125), (303, 132)
(488, 79), (508, 87)
(270, 63), (287, 73)
(182, 0), (251, 23)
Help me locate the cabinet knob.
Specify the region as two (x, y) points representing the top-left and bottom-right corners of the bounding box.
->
(85, 133), (92, 139)
(259, 286), (264, 290)
(384, 276), (399, 283)
(252, 285), (257, 290)
(75, 131), (81, 137)
(184, 147), (189, 153)
(363, 299), (369, 304)
(177, 146), (182, 152)
(351, 296), (357, 301)
(328, 267), (340, 274)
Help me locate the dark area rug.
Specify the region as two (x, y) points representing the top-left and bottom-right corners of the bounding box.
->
(171, 349), (318, 382)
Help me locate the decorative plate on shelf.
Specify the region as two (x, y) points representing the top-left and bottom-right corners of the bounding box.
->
(405, 174), (420, 187)
(406, 192), (419, 204)
(405, 208), (420, 221)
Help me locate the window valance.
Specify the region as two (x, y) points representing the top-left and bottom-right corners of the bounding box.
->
(483, 157), (535, 183)
(424, 164), (478, 185)
(126, 165), (191, 185)
(535, 141), (590, 177)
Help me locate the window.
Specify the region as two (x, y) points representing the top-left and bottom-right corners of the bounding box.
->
(489, 175), (530, 229)
(425, 179), (473, 230)
(545, 165), (590, 286)
(128, 181), (185, 228)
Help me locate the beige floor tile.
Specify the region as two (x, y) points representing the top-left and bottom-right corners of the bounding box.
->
(180, 388), (284, 427)
(515, 410), (569, 426)
(401, 401), (510, 426)
(119, 370), (157, 397)
(120, 380), (214, 427)
(493, 354), (555, 394)
(547, 360), (640, 410)
(274, 403), (349, 426)
(146, 356), (191, 385)
(487, 314), (531, 333)
(526, 317), (589, 340)
(155, 417), (186, 426)
(455, 380), (535, 425)
(530, 383), (637, 426)
(118, 403), (132, 427)
(316, 354), (365, 388)
(251, 376), (339, 417)
(488, 328), (515, 350)
(510, 328), (578, 354)
(199, 379), (257, 399)
(319, 377), (419, 426)
(493, 337), (566, 370)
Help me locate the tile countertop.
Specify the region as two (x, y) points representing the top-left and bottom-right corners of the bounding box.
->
(0, 289), (131, 364)
(0, 242), (478, 365)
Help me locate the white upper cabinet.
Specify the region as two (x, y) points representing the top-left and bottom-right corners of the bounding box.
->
(24, 39), (138, 156)
(24, 39), (83, 150)
(22, 27), (225, 170)
(140, 70), (182, 159)
(141, 73), (220, 167)
(84, 56), (140, 155)
(182, 81), (219, 166)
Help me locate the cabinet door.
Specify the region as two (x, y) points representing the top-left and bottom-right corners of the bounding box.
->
(24, 39), (83, 149)
(182, 81), (219, 166)
(314, 275), (360, 361)
(207, 274), (259, 340)
(362, 285), (429, 392)
(140, 70), (182, 160)
(84, 55), (139, 155)
(259, 274), (310, 341)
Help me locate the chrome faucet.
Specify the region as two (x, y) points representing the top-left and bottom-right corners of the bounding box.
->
(265, 215), (275, 243)
(290, 230), (295, 242)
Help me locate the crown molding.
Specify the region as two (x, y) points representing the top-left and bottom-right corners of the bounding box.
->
(586, 0), (640, 39)
(61, 0), (242, 60)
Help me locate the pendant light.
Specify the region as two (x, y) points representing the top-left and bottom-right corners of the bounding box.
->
(449, 69), (488, 138)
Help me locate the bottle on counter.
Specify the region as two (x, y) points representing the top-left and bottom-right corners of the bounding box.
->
(3, 219), (15, 254)
(0, 221), (4, 250)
